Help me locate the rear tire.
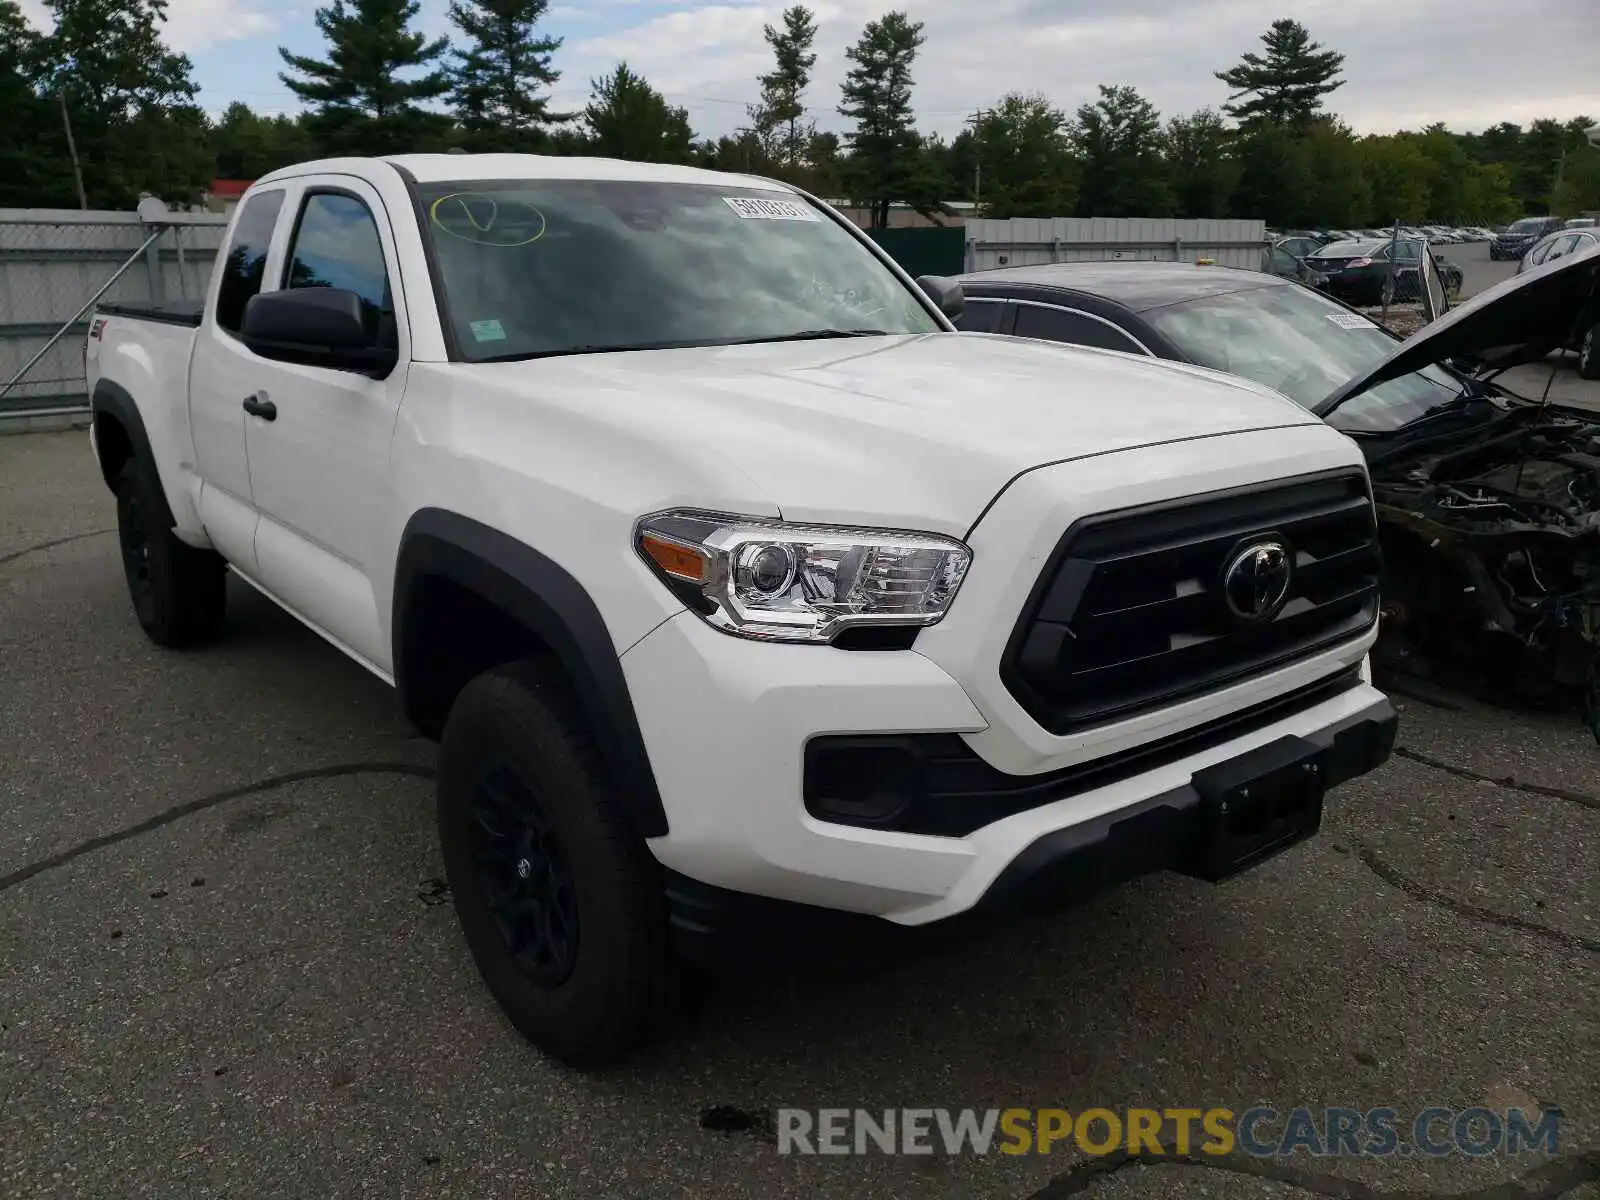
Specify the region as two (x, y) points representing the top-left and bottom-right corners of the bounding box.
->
(113, 457), (226, 647)
(437, 659), (679, 1067)
(1579, 325), (1599, 381)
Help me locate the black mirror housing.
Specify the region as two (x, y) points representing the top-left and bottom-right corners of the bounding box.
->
(914, 274), (965, 321)
(241, 287), (396, 376)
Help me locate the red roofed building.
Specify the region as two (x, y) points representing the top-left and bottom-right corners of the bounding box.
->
(202, 178), (254, 215)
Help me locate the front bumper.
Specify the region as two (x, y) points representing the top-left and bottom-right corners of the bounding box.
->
(624, 607), (1393, 933)
(664, 693), (1396, 967)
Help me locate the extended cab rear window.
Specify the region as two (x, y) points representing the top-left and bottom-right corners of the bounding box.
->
(215, 189), (285, 335)
(412, 179), (939, 362)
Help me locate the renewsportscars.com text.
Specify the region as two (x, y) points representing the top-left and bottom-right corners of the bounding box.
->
(776, 1106), (1560, 1158)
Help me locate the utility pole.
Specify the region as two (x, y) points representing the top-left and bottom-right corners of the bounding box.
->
(965, 108), (988, 209)
(58, 91), (88, 210)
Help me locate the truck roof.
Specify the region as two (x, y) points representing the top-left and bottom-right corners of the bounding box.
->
(254, 153), (793, 193)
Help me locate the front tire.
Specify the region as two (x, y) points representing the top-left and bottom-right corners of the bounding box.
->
(437, 660), (679, 1067)
(1579, 325), (1599, 381)
(113, 457), (226, 647)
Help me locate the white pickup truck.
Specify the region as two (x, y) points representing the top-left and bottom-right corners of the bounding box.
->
(86, 154), (1396, 1065)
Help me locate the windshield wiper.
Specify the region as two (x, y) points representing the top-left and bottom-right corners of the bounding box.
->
(730, 328), (900, 345)
(472, 329), (899, 363)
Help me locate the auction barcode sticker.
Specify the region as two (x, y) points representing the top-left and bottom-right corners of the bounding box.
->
(723, 195), (820, 222)
(1326, 312), (1375, 330)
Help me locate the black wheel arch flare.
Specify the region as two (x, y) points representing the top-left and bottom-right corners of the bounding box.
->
(392, 509), (670, 839)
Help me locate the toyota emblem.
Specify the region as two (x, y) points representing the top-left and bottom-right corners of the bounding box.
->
(1222, 540), (1292, 622)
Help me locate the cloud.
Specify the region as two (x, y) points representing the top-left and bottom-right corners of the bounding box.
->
(555, 0), (1600, 138)
(20, 0), (277, 51)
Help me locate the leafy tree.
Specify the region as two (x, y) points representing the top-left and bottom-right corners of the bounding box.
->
(280, 0), (451, 155)
(967, 93), (1076, 218)
(700, 129), (768, 174)
(1301, 117), (1370, 227)
(1216, 18), (1344, 132)
(211, 102), (317, 179)
(584, 63), (695, 163)
(750, 5), (816, 176)
(837, 10), (926, 227)
(1359, 135), (1429, 225)
(1162, 108), (1236, 219)
(1474, 161), (1520, 225)
(39, 0), (208, 206)
(1230, 123), (1311, 225)
(1070, 85), (1172, 217)
(448, 0), (568, 150)
(0, 0), (69, 207)
(1551, 141), (1600, 216)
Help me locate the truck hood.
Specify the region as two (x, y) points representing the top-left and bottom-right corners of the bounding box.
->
(460, 332), (1320, 535)
(1317, 241), (1600, 417)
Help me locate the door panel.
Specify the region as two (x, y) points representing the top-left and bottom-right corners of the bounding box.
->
(241, 182), (410, 670)
(188, 187), (290, 572)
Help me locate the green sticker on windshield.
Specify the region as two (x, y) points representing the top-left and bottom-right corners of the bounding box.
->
(470, 319), (507, 342)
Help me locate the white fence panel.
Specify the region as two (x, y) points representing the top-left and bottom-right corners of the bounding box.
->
(0, 208), (229, 420)
(964, 217), (1269, 272)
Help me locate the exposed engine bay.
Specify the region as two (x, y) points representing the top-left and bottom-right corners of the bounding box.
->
(1366, 404), (1600, 728)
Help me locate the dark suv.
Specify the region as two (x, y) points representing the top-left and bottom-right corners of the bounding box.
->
(1491, 216), (1564, 260)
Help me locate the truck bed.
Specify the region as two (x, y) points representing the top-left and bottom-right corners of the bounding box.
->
(96, 301), (205, 328)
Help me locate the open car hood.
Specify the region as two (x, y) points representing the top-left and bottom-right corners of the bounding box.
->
(1316, 241), (1600, 416)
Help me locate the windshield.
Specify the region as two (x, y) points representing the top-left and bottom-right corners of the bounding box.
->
(1141, 283), (1463, 433)
(1507, 218), (1547, 235)
(414, 179), (939, 361)
(1310, 240), (1383, 259)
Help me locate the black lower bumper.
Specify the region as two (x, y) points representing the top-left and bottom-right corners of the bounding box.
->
(666, 696), (1398, 970)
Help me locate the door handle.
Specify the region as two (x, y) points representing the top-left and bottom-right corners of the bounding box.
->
(242, 394), (277, 421)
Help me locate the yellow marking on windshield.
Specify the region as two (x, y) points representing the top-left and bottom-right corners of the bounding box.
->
(429, 193), (547, 247)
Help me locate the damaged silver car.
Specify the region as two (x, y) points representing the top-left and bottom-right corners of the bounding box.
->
(1319, 246), (1600, 715)
(953, 246), (1600, 724)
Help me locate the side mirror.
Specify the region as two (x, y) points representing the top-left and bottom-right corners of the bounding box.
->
(914, 274), (965, 321)
(241, 288), (396, 376)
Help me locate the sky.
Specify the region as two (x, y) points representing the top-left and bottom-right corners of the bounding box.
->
(17, 0), (1600, 140)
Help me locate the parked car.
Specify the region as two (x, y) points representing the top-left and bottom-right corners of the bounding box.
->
(85, 154), (1403, 1066)
(1516, 227), (1599, 276)
(1271, 235), (1325, 263)
(1263, 240), (1330, 286)
(1564, 217), (1596, 229)
(1513, 229), (1600, 377)
(1304, 237), (1441, 305)
(1491, 216), (1565, 260)
(953, 251), (1600, 703)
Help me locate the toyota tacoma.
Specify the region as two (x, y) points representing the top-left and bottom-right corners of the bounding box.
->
(85, 154), (1397, 1065)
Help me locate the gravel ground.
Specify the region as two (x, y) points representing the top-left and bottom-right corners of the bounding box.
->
(1, 431), (1597, 1200)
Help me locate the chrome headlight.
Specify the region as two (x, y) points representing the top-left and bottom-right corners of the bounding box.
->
(635, 510), (972, 644)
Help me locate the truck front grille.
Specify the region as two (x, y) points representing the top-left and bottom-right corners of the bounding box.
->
(1002, 471), (1379, 735)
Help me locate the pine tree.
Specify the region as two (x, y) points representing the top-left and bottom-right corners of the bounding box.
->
(837, 11), (925, 228)
(584, 63), (694, 164)
(448, 0), (569, 150)
(750, 5), (816, 176)
(1215, 19), (1344, 132)
(279, 0), (450, 154)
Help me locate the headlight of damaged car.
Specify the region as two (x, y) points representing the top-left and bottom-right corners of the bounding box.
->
(635, 510), (972, 644)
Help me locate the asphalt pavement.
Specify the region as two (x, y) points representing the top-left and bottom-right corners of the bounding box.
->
(2, 431), (1597, 1200)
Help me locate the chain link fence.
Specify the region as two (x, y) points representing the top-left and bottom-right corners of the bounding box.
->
(0, 209), (229, 425)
